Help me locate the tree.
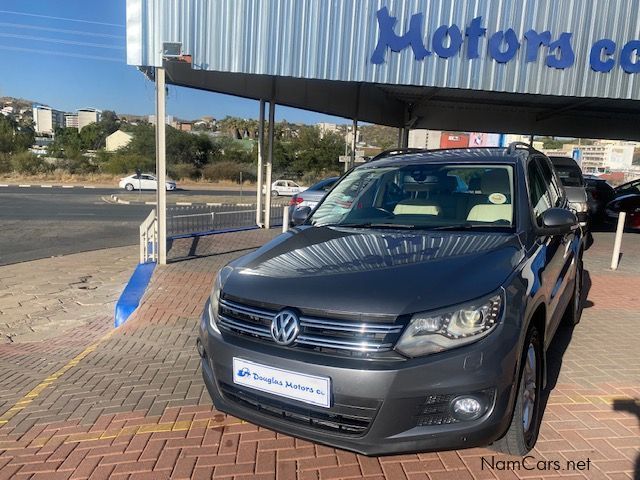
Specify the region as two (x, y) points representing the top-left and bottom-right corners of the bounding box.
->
(542, 137), (563, 150)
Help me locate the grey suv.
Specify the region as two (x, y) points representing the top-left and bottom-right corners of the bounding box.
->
(198, 144), (583, 456)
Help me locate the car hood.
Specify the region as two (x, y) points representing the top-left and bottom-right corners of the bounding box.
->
(222, 226), (524, 316)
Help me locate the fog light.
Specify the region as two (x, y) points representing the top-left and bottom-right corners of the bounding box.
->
(196, 338), (206, 358)
(451, 396), (483, 421)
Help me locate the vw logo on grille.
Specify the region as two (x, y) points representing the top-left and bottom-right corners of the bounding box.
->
(270, 309), (300, 346)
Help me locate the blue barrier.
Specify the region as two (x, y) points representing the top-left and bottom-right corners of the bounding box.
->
(114, 262), (156, 327)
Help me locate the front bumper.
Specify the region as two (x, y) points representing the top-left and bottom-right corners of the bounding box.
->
(199, 302), (521, 456)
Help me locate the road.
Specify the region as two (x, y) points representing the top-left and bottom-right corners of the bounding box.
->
(0, 186), (248, 265)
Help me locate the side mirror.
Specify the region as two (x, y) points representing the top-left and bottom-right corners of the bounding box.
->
(291, 206), (311, 226)
(539, 208), (578, 236)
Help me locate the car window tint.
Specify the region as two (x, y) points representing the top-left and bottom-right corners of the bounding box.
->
(528, 161), (553, 225)
(537, 158), (562, 206)
(554, 165), (583, 187)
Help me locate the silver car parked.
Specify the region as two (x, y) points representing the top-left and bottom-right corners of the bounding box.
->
(288, 177), (339, 221)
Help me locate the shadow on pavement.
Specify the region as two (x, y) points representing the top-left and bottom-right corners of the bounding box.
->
(612, 398), (640, 480)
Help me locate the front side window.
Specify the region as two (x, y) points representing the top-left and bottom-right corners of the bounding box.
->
(528, 161), (553, 225)
(309, 162), (514, 230)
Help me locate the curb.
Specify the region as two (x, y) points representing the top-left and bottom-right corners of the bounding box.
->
(107, 194), (262, 208)
(114, 262), (156, 327)
(0, 183), (101, 189)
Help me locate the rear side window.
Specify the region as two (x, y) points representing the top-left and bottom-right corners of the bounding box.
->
(554, 165), (584, 187)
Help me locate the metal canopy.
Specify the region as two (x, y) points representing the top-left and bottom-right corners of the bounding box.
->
(163, 61), (640, 140)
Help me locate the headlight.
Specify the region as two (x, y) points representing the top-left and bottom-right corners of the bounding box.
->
(568, 202), (588, 213)
(395, 291), (503, 357)
(209, 266), (234, 333)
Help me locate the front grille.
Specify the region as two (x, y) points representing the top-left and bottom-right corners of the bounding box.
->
(217, 297), (404, 357)
(415, 394), (459, 426)
(220, 382), (378, 435)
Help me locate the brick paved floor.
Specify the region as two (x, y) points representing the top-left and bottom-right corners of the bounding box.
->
(0, 230), (638, 480)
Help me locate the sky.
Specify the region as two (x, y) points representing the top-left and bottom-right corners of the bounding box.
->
(0, 0), (348, 124)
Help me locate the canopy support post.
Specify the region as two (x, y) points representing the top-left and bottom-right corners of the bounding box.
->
(264, 100), (275, 229)
(155, 66), (167, 265)
(256, 99), (265, 227)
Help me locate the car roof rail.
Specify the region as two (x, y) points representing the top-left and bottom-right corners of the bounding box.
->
(506, 141), (536, 155)
(369, 148), (427, 162)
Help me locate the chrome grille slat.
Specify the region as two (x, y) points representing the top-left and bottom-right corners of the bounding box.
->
(218, 297), (404, 354)
(296, 336), (393, 352)
(218, 315), (271, 338)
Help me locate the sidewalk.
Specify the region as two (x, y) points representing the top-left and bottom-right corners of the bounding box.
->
(0, 230), (638, 479)
(0, 246), (137, 344)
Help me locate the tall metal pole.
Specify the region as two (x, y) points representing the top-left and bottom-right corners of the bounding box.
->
(264, 101), (275, 229)
(397, 127), (404, 148)
(155, 66), (167, 265)
(256, 100), (265, 227)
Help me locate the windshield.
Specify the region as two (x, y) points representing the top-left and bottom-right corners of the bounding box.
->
(554, 164), (584, 187)
(309, 162), (515, 230)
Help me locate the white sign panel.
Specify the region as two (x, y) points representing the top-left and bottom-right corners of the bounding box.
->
(233, 358), (331, 408)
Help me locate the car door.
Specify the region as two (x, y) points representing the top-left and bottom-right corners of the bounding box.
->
(528, 157), (577, 346)
(142, 175), (156, 190)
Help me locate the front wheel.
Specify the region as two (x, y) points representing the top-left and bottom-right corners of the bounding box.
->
(272, 190), (279, 197)
(124, 183), (134, 191)
(492, 326), (543, 456)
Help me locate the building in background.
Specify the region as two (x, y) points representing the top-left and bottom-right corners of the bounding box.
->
(64, 113), (79, 129)
(32, 105), (63, 135)
(317, 122), (341, 138)
(408, 130), (442, 149)
(105, 130), (134, 152)
(579, 142), (635, 174)
(77, 108), (101, 130)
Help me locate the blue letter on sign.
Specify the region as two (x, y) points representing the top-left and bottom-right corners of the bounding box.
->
(489, 29), (520, 63)
(371, 7), (430, 64)
(465, 17), (486, 59)
(590, 39), (616, 72)
(620, 40), (640, 73)
(432, 24), (463, 58)
(546, 32), (575, 69)
(524, 30), (551, 63)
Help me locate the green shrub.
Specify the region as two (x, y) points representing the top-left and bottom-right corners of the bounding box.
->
(0, 153), (11, 173)
(100, 153), (154, 175)
(59, 157), (99, 174)
(202, 161), (256, 182)
(168, 163), (200, 180)
(10, 152), (53, 175)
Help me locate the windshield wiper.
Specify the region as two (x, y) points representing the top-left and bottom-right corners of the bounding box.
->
(432, 223), (510, 231)
(324, 223), (428, 230)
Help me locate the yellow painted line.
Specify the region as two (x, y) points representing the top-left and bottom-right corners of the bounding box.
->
(63, 417), (245, 445)
(0, 329), (116, 426)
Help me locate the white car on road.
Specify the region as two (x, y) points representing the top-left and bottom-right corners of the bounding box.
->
(119, 174), (177, 191)
(267, 179), (306, 196)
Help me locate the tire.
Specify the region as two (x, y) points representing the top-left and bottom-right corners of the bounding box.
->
(565, 251), (584, 326)
(124, 183), (134, 191)
(272, 190), (279, 197)
(492, 326), (543, 456)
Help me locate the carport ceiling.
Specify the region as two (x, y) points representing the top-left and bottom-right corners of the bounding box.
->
(162, 61), (640, 141)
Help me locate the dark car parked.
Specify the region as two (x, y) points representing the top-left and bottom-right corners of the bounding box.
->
(199, 144), (582, 457)
(549, 157), (589, 228)
(613, 178), (640, 198)
(606, 194), (640, 230)
(584, 175), (616, 223)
